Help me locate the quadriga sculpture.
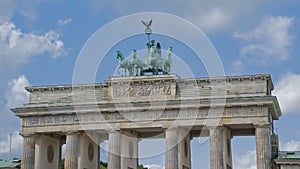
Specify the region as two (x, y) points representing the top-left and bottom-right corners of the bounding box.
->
(116, 44), (173, 76)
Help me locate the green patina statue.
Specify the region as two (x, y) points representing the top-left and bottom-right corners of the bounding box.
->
(116, 20), (173, 76)
(164, 46), (173, 73)
(116, 50), (132, 76)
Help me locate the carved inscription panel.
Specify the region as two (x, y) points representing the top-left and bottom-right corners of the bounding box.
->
(112, 83), (171, 98)
(107, 75), (179, 101)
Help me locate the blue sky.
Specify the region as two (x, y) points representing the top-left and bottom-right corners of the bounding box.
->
(0, 1), (300, 169)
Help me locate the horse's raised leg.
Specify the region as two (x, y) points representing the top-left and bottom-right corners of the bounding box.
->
(117, 66), (121, 75)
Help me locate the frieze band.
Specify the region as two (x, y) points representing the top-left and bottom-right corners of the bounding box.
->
(24, 106), (264, 127)
(112, 83), (171, 98)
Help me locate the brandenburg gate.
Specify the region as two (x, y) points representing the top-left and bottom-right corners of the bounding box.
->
(12, 73), (281, 169)
(12, 19), (281, 169)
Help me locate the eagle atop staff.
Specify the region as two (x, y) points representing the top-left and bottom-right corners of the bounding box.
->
(141, 19), (152, 29)
(142, 19), (153, 47)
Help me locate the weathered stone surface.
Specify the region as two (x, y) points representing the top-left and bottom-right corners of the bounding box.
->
(78, 133), (99, 169)
(22, 74), (274, 105)
(64, 132), (79, 169)
(165, 128), (179, 169)
(21, 134), (35, 169)
(108, 131), (121, 169)
(256, 125), (271, 169)
(210, 127), (224, 169)
(11, 74), (281, 169)
(34, 135), (60, 169)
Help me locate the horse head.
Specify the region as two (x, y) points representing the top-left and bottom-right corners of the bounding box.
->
(116, 50), (124, 61)
(166, 47), (173, 59)
(132, 49), (137, 60)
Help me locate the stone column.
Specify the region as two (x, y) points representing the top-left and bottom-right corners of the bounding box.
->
(121, 130), (139, 169)
(209, 126), (223, 169)
(64, 132), (79, 169)
(222, 127), (232, 169)
(165, 128), (179, 169)
(178, 128), (191, 169)
(255, 125), (271, 169)
(78, 133), (100, 169)
(58, 140), (64, 169)
(108, 131), (121, 169)
(21, 134), (35, 169)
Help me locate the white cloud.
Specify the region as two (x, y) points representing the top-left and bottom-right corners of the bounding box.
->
(143, 164), (164, 169)
(0, 139), (10, 154)
(188, 8), (231, 33)
(0, 1), (68, 160)
(88, 1), (271, 33)
(0, 75), (27, 159)
(0, 0), (15, 22)
(230, 60), (245, 75)
(273, 73), (300, 114)
(0, 21), (68, 67)
(58, 18), (72, 26)
(234, 16), (294, 64)
(281, 140), (300, 151)
(0, 132), (23, 157)
(234, 150), (257, 169)
(0, 0), (42, 22)
(17, 0), (41, 22)
(5, 75), (30, 108)
(87, 0), (107, 13)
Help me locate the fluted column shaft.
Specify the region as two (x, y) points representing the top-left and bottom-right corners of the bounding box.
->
(210, 127), (223, 169)
(165, 128), (179, 169)
(108, 131), (121, 169)
(256, 125), (271, 169)
(58, 140), (63, 169)
(21, 134), (35, 169)
(65, 133), (79, 169)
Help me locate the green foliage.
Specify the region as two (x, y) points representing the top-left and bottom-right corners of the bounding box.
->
(100, 161), (108, 169)
(99, 165), (107, 169)
(61, 159), (64, 169)
(138, 164), (148, 169)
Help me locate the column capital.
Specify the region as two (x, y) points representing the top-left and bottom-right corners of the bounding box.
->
(105, 124), (120, 132)
(163, 124), (178, 131)
(63, 131), (81, 135)
(19, 133), (35, 137)
(137, 138), (142, 142)
(122, 129), (139, 137)
(207, 125), (223, 131)
(106, 129), (122, 134)
(98, 134), (107, 144)
(254, 124), (271, 128)
(164, 125), (188, 132)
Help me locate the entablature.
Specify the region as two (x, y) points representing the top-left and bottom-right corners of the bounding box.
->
(22, 74), (274, 106)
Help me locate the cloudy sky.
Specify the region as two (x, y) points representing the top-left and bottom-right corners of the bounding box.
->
(0, 1), (300, 169)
